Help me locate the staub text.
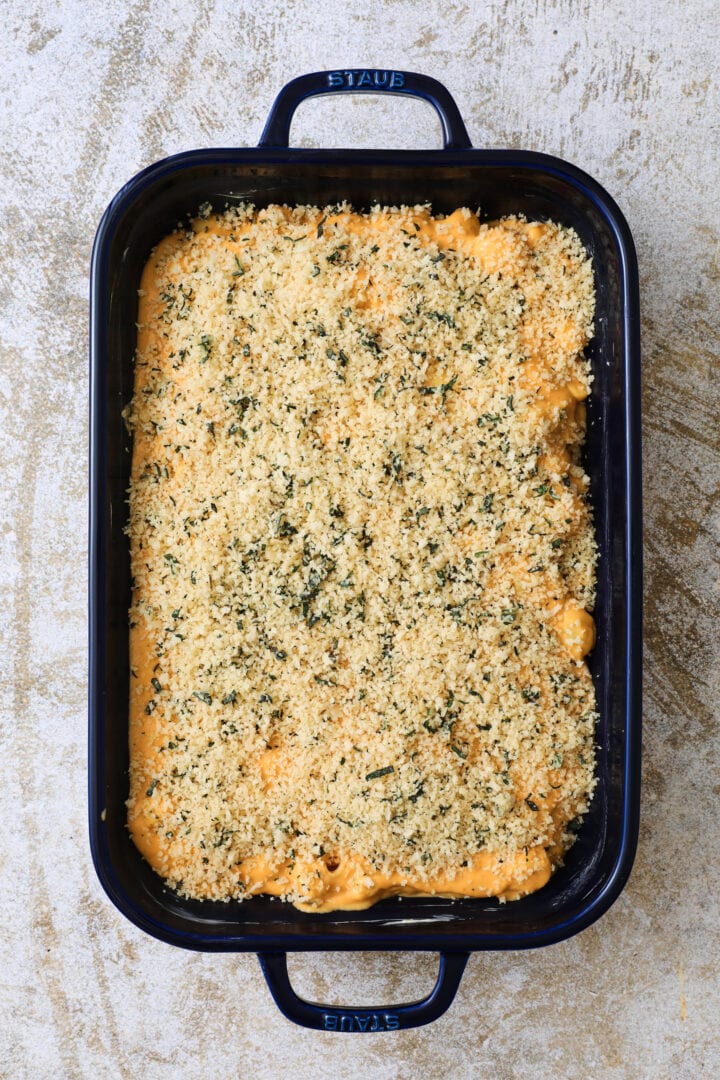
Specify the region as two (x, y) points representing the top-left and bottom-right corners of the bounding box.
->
(327, 70), (405, 89)
(323, 1012), (401, 1031)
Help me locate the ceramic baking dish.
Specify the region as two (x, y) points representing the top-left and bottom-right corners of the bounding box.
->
(89, 69), (642, 1031)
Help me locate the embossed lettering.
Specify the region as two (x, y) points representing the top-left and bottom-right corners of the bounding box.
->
(326, 69), (405, 91)
(322, 1011), (401, 1031)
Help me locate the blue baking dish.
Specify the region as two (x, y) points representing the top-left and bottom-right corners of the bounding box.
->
(89, 70), (642, 1031)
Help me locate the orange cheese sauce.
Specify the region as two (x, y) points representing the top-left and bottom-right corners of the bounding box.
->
(128, 204), (596, 912)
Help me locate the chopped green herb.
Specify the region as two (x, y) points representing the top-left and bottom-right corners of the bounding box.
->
(419, 374), (458, 397)
(164, 553), (179, 573)
(275, 515), (298, 538)
(326, 244), (349, 264)
(198, 334), (212, 363)
(366, 765), (394, 781)
(426, 310), (456, 328)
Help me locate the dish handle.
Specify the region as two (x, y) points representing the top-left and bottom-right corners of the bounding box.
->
(258, 69), (472, 150)
(257, 950), (469, 1031)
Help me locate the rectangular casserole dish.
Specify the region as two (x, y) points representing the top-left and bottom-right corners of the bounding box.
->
(89, 69), (642, 1032)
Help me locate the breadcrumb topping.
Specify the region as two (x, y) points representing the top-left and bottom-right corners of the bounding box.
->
(126, 203), (597, 908)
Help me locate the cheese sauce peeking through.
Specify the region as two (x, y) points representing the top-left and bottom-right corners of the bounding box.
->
(126, 203), (598, 912)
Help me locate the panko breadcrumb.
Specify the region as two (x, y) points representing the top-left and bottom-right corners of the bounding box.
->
(125, 203), (597, 911)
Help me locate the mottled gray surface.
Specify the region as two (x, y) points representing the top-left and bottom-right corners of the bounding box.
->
(1, 2), (719, 1077)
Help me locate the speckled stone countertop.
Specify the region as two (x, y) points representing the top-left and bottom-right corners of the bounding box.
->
(2, 2), (719, 1077)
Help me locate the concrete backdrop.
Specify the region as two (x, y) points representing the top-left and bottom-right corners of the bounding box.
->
(1, 1), (718, 1076)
